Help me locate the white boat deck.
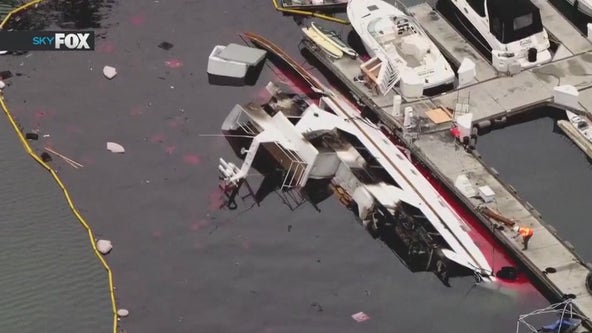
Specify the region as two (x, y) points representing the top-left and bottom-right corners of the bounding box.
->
(407, 3), (498, 82)
(533, 0), (592, 55)
(412, 132), (592, 327)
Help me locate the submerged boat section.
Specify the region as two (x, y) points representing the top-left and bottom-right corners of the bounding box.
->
(219, 82), (493, 285)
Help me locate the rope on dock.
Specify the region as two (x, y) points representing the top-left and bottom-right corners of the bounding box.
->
(271, 0), (350, 25)
(0, 0), (43, 29)
(0, 96), (118, 332)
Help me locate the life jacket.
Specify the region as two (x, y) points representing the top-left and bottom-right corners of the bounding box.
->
(519, 227), (533, 238)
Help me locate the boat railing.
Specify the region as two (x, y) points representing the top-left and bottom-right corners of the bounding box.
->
(515, 298), (589, 333)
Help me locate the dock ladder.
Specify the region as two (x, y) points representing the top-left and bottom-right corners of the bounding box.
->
(454, 91), (471, 121)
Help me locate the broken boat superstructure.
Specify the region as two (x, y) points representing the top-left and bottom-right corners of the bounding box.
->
(218, 82), (494, 285)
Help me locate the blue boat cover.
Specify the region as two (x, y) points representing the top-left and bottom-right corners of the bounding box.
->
(541, 318), (581, 333)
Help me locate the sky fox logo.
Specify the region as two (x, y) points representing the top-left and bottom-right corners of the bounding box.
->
(32, 32), (94, 50)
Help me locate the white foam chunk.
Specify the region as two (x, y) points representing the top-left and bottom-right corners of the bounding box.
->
(0, 80), (5, 89)
(103, 65), (117, 79)
(117, 309), (129, 317)
(553, 85), (579, 110)
(96, 239), (113, 254)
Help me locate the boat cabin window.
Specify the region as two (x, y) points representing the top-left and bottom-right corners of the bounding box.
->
(367, 5), (378, 11)
(467, 0), (485, 17)
(513, 13), (533, 30)
(578, 121), (588, 129)
(487, 0), (543, 44)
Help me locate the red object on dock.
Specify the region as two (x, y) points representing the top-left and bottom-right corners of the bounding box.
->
(450, 126), (461, 139)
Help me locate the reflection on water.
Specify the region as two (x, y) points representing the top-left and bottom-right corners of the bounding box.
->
(477, 109), (592, 261)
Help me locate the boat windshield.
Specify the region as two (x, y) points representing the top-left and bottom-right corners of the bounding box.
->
(487, 0), (543, 44)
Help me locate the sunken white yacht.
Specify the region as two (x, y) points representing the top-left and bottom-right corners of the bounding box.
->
(218, 82), (494, 285)
(443, 0), (551, 71)
(347, 0), (455, 94)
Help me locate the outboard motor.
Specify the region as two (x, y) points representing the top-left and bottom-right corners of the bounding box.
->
(527, 48), (537, 63)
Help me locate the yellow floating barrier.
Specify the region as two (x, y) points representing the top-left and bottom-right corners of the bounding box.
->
(0, 2), (118, 330)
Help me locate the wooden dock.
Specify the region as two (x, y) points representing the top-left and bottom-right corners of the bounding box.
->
(295, 1), (592, 328)
(557, 120), (592, 158)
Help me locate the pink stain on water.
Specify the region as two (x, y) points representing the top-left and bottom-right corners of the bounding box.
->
(152, 230), (162, 239)
(182, 154), (201, 166)
(208, 187), (225, 211)
(97, 41), (115, 53)
(150, 133), (166, 144)
(164, 59), (183, 69)
(130, 105), (144, 116)
(79, 156), (95, 166)
(168, 117), (183, 128)
(241, 239), (250, 250)
(190, 219), (211, 232)
(34, 110), (50, 120)
(66, 124), (82, 134)
(165, 146), (176, 155)
(130, 13), (145, 26)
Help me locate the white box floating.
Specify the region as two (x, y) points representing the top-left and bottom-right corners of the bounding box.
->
(207, 43), (266, 79)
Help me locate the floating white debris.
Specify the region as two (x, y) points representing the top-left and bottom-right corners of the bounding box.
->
(0, 50), (7, 55)
(106, 142), (125, 153)
(96, 239), (113, 254)
(117, 309), (129, 317)
(0, 80), (5, 89)
(351, 312), (370, 323)
(103, 65), (117, 79)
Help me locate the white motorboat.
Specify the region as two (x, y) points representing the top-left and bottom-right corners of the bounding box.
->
(347, 0), (455, 93)
(566, 110), (592, 143)
(444, 0), (551, 72)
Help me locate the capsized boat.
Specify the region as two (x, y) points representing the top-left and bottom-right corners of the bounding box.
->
(219, 82), (494, 285)
(310, 21), (358, 58)
(347, 0), (455, 93)
(566, 110), (592, 143)
(302, 26), (344, 59)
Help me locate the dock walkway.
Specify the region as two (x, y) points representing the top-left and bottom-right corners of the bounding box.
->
(410, 132), (592, 329)
(408, 3), (498, 82)
(295, 0), (592, 328)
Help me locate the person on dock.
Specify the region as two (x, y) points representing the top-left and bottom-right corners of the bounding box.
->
(512, 225), (534, 250)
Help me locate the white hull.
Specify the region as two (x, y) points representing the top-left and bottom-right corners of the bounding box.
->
(220, 83), (494, 282)
(347, 0), (455, 90)
(566, 110), (592, 142)
(565, 0), (592, 17)
(447, 0), (551, 71)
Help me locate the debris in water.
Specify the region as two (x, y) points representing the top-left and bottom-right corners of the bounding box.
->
(96, 239), (113, 254)
(352, 312), (370, 323)
(165, 59), (183, 68)
(0, 80), (5, 90)
(44, 147), (84, 169)
(310, 302), (323, 312)
(107, 142), (125, 153)
(117, 308), (129, 317)
(158, 41), (174, 50)
(103, 65), (117, 79)
(25, 132), (39, 140)
(0, 70), (12, 79)
(40, 152), (52, 162)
